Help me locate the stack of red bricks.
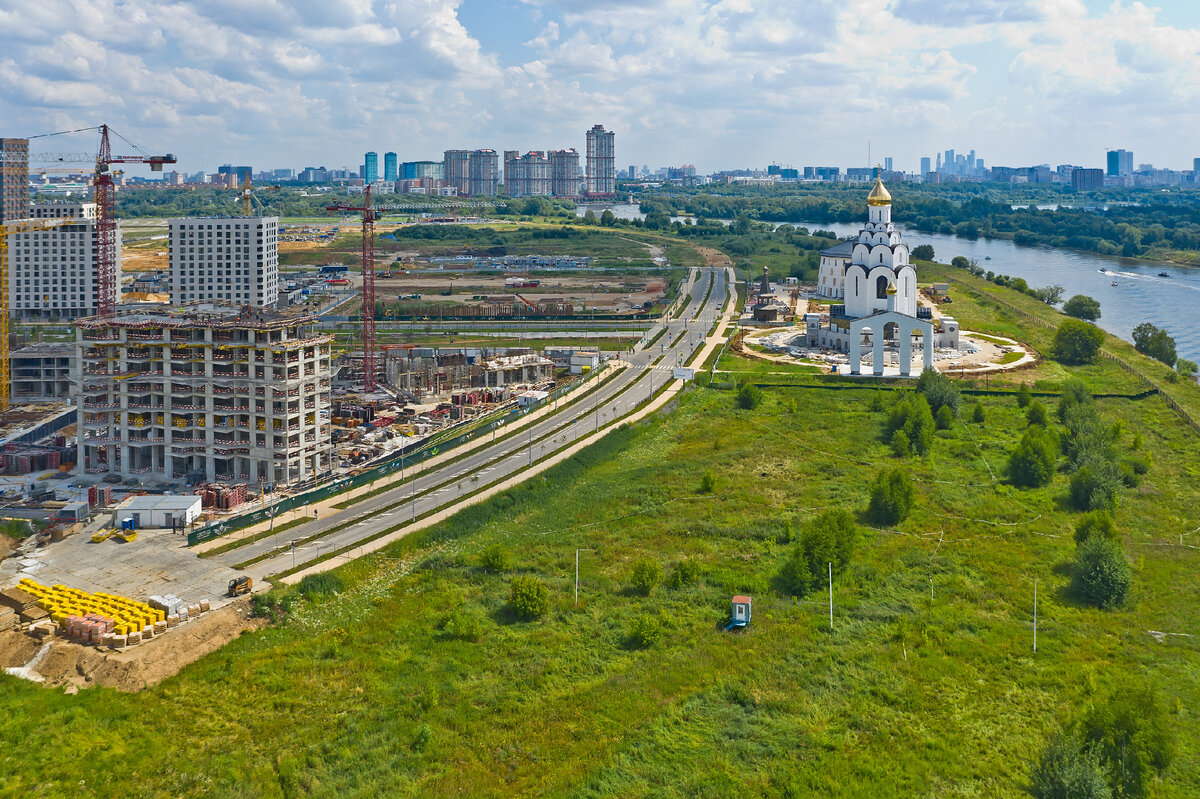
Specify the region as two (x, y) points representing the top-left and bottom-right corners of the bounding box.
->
(64, 613), (114, 645)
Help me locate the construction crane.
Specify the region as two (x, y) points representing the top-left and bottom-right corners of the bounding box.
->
(237, 177), (281, 217)
(0, 217), (75, 410)
(325, 185), (414, 393)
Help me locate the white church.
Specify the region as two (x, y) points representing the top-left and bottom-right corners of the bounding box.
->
(803, 178), (959, 376)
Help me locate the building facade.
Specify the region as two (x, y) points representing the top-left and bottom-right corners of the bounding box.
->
(466, 150), (499, 196)
(1071, 168), (1104, 191)
(363, 152), (379, 184)
(504, 151), (552, 197)
(443, 150), (471, 194)
(74, 303), (332, 485)
(0, 138), (29, 223)
(168, 217), (279, 307)
(585, 124), (616, 196)
(383, 152), (398, 182)
(9, 202), (115, 319)
(549, 149), (580, 199)
(11, 343), (74, 403)
(402, 161), (444, 181)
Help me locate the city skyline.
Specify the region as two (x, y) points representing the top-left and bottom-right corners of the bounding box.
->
(2, 1), (1200, 173)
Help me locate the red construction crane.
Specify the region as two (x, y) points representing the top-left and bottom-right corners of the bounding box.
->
(326, 185), (413, 393)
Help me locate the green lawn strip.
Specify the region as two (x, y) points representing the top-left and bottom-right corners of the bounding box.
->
(644, 325), (668, 350)
(691, 271), (715, 322)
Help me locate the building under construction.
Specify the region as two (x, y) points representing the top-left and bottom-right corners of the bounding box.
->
(373, 347), (554, 402)
(73, 302), (332, 486)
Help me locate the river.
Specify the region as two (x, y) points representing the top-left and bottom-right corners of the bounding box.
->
(575, 205), (1200, 363)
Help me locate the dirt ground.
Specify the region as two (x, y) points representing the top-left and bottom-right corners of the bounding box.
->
(0, 536), (14, 561)
(1, 596), (264, 692)
(692, 245), (733, 268)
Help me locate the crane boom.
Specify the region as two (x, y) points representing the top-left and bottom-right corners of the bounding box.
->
(0, 217), (75, 410)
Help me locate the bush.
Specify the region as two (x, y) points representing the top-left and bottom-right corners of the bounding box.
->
(736, 383), (762, 410)
(297, 572), (344, 598)
(886, 393), (934, 456)
(1131, 322), (1177, 367)
(478, 544), (512, 572)
(1069, 463), (1121, 512)
(915, 369), (960, 416)
(934, 404), (954, 430)
(1078, 685), (1175, 798)
(412, 723), (433, 752)
(700, 470), (715, 493)
(667, 559), (702, 588)
(972, 402), (985, 423)
(1074, 511), (1117, 545)
(779, 509), (860, 595)
(629, 558), (661, 596)
(911, 244), (934, 260)
(1007, 427), (1059, 488)
(627, 613), (661, 648)
(1017, 382), (1032, 408)
(890, 429), (911, 457)
(1053, 319), (1105, 365)
(1027, 400), (1049, 427)
(1178, 358), (1198, 379)
(1058, 378), (1092, 422)
(508, 575), (550, 619)
(1073, 535), (1132, 609)
(441, 609), (483, 641)
(1029, 732), (1113, 799)
(1063, 294), (1102, 321)
(867, 468), (914, 525)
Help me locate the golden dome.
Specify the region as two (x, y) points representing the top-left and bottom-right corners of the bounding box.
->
(867, 177), (892, 206)
(885, 283), (898, 295)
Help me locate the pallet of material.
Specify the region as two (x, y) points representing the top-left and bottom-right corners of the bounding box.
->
(0, 607), (15, 631)
(19, 606), (49, 623)
(0, 587), (38, 612)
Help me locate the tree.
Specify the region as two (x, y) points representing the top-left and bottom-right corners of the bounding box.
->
(1078, 686), (1175, 798)
(1073, 535), (1131, 609)
(1063, 294), (1102, 321)
(1033, 285), (1065, 305)
(600, 209), (616, 227)
(1069, 462), (1121, 512)
(1027, 400), (1049, 427)
(700, 470), (715, 493)
(1058, 378), (1093, 422)
(1177, 358), (1198, 379)
(508, 575), (550, 619)
(886, 393), (935, 456)
(890, 429), (911, 457)
(1053, 319), (1105, 364)
(1074, 511), (1117, 545)
(736, 382), (763, 410)
(867, 468), (914, 525)
(916, 369), (961, 416)
(935, 404), (954, 430)
(582, 209), (599, 225)
(972, 402), (986, 423)
(951, 255), (970, 270)
(1007, 427), (1059, 488)
(1029, 732), (1114, 799)
(629, 558), (661, 596)
(1017, 382), (1032, 408)
(779, 509), (860, 595)
(911, 244), (934, 260)
(1131, 322), (1177, 367)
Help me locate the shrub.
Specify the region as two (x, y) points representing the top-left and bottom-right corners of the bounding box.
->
(627, 613), (661, 648)
(1017, 382), (1032, 408)
(700, 470), (716, 493)
(508, 575), (550, 619)
(478, 544), (512, 572)
(441, 609), (483, 641)
(887, 393), (934, 456)
(1058, 378), (1092, 422)
(736, 383), (763, 410)
(1053, 319), (1105, 364)
(667, 559), (702, 588)
(1073, 535), (1131, 609)
(1074, 511), (1117, 545)
(629, 558), (662, 596)
(1007, 427), (1059, 488)
(915, 369), (961, 416)
(1027, 400), (1049, 427)
(1029, 732), (1113, 799)
(890, 429), (911, 457)
(1063, 294), (1102, 321)
(911, 244), (934, 260)
(1069, 463), (1121, 512)
(779, 509), (859, 596)
(972, 402), (985, 423)
(412, 723), (432, 752)
(297, 572), (344, 598)
(1178, 358), (1198, 379)
(1078, 685), (1175, 798)
(934, 404), (954, 430)
(1131, 322), (1177, 367)
(867, 468), (914, 525)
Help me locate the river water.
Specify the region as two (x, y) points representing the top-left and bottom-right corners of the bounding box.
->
(575, 204), (1200, 363)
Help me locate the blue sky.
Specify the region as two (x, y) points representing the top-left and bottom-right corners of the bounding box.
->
(1, 0), (1198, 175)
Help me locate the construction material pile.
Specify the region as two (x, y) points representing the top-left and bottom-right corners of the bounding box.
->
(197, 483), (248, 510)
(87, 484), (113, 508)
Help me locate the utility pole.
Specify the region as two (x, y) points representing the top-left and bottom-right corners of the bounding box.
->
(1033, 578), (1038, 654)
(828, 562), (833, 629)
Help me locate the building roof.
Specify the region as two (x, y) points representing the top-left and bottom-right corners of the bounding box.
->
(820, 240), (856, 258)
(12, 342), (74, 357)
(732, 595), (752, 604)
(119, 495), (202, 512)
(867, 177), (892, 206)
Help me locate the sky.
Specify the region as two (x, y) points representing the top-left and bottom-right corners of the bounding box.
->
(1, 0), (1199, 175)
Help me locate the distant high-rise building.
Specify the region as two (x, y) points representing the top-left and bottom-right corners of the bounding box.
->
(443, 150), (470, 194)
(1071, 168), (1104, 191)
(944, 149), (955, 170)
(884, 157), (893, 172)
(466, 150), (499, 196)
(585, 124), (616, 196)
(217, 165), (253, 187)
(505, 152), (552, 197)
(920, 157), (931, 176)
(10, 202), (110, 319)
(383, 152), (397, 182)
(0, 138), (29, 223)
(967, 150), (976, 170)
(402, 161), (444, 181)
(1193, 157), (1200, 176)
(363, 152), (379, 184)
(1107, 148), (1132, 177)
(936, 153), (942, 172)
(549, 149), (580, 198)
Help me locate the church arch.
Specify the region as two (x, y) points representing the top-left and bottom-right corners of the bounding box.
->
(875, 275), (890, 299)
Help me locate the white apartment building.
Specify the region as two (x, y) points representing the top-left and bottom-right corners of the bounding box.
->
(8, 202), (116, 319)
(74, 302), (332, 486)
(169, 217), (279, 307)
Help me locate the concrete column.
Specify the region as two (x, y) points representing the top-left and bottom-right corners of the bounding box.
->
(899, 326), (912, 377)
(849, 327), (861, 375)
(872, 327), (884, 376)
(924, 330), (935, 373)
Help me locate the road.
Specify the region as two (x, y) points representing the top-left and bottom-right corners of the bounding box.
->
(213, 266), (730, 579)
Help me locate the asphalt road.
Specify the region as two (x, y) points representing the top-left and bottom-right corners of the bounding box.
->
(219, 266), (728, 578)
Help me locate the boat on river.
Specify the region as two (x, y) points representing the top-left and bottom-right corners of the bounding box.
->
(1158, 272), (1171, 278)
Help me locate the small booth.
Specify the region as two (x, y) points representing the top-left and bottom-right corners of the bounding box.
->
(729, 595), (752, 629)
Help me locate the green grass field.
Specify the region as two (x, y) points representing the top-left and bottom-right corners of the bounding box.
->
(3, 374), (1198, 797)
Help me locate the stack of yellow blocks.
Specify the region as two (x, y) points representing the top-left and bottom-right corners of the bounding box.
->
(17, 579), (164, 639)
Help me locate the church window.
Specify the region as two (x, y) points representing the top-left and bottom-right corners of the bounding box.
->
(876, 275), (889, 299)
